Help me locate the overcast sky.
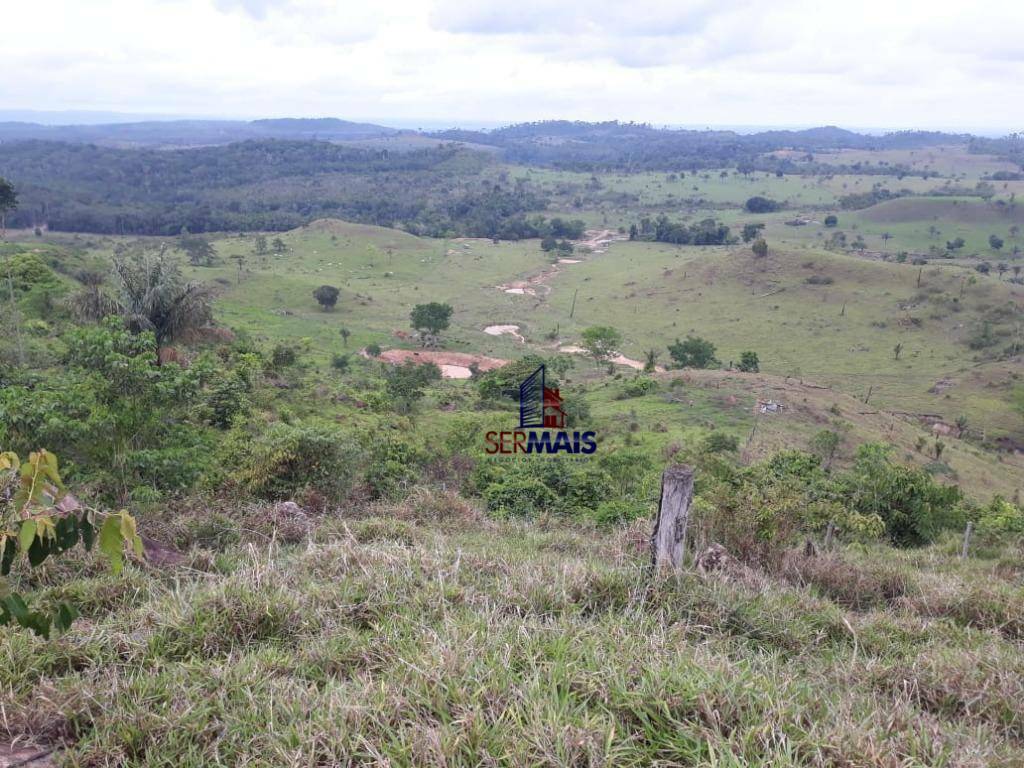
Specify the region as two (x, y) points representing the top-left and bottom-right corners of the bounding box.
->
(3, 0), (1022, 131)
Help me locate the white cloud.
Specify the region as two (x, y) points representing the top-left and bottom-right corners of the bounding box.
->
(0, 0), (1021, 130)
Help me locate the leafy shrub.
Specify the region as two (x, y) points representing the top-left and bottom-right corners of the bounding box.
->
(270, 343), (298, 369)
(668, 335), (718, 369)
(223, 421), (359, 502)
(703, 432), (739, 454)
(1, 449), (141, 637)
(975, 496), (1024, 547)
(364, 432), (427, 500)
(484, 476), (557, 517)
(618, 377), (658, 399)
(737, 351), (759, 372)
(590, 498), (650, 528)
(745, 196), (781, 213)
(841, 443), (963, 547)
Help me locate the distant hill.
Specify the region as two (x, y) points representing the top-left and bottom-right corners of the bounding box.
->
(428, 121), (976, 170)
(0, 117), (400, 147)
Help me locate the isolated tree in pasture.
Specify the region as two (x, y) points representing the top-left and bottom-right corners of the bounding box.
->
(254, 235), (268, 255)
(410, 302), (453, 347)
(997, 262), (1008, 280)
(112, 249), (212, 359)
(580, 326), (622, 366)
(313, 285), (340, 311)
(881, 232), (892, 249)
(741, 222), (765, 242)
(744, 196), (780, 213)
(947, 237), (965, 252)
(751, 238), (769, 259)
(893, 342), (903, 360)
(668, 335), (718, 369)
(0, 177), (16, 237)
(271, 237), (288, 255)
(824, 215), (838, 228)
(643, 348), (659, 373)
(989, 234), (1004, 251)
(934, 440), (945, 460)
(340, 327), (351, 346)
(178, 235), (216, 267)
(737, 350), (759, 372)
(1010, 225), (1020, 240)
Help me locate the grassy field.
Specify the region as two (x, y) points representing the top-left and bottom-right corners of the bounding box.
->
(3, 503), (1022, 766)
(51, 209), (1021, 504)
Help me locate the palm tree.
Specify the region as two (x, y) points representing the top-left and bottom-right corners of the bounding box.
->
(112, 248), (212, 362)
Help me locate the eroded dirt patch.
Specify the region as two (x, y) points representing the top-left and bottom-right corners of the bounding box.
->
(371, 349), (508, 379)
(484, 325), (525, 343)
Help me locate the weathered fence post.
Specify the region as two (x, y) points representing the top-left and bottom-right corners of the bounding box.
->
(824, 521), (836, 551)
(651, 465), (695, 571)
(960, 521), (973, 559)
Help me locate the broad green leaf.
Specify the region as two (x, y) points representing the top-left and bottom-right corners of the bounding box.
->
(53, 602), (78, 634)
(27, 535), (52, 568)
(18, 520), (36, 552)
(99, 516), (124, 573)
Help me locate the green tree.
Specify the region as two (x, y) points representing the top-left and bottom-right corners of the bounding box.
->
(643, 348), (659, 373)
(741, 222), (765, 242)
(824, 214), (838, 228)
(0, 177), (16, 237)
(254, 235), (268, 255)
(809, 429), (840, 469)
(580, 326), (622, 366)
(751, 238), (768, 259)
(111, 250), (213, 359)
(737, 351), (759, 372)
(313, 284), (340, 311)
(668, 335), (718, 369)
(178, 235), (216, 267)
(410, 302), (453, 347)
(989, 234), (1004, 251)
(383, 361), (442, 414)
(271, 237), (287, 255)
(744, 196), (780, 213)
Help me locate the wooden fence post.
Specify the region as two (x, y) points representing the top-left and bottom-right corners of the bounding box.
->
(651, 465), (695, 572)
(824, 521), (836, 551)
(960, 521), (973, 559)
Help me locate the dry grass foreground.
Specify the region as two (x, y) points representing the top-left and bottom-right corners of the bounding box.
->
(2, 490), (1022, 767)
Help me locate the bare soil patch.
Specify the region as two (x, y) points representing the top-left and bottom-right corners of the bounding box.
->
(372, 349), (508, 379)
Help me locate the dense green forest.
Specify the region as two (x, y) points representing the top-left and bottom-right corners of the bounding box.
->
(2, 122), (1021, 237)
(0, 140), (556, 236)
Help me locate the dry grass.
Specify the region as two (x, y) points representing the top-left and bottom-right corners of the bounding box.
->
(1, 505), (1022, 766)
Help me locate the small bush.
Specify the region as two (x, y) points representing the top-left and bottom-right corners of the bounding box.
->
(223, 421), (359, 501)
(618, 377), (658, 399)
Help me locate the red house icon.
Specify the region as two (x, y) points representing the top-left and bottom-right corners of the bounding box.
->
(542, 387), (566, 428)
